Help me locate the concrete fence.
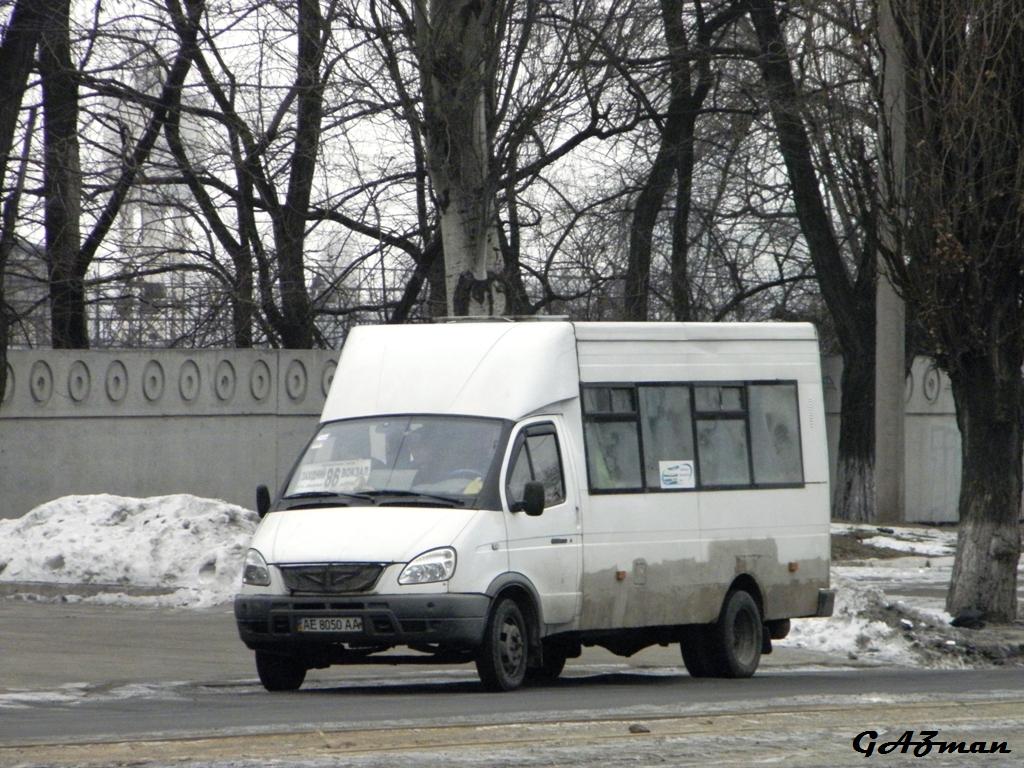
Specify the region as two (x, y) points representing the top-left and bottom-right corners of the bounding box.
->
(2, 350), (963, 522)
(1, 350), (336, 519)
(822, 355), (961, 524)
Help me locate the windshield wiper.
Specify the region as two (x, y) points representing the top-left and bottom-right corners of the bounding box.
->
(281, 490), (375, 508)
(359, 490), (466, 508)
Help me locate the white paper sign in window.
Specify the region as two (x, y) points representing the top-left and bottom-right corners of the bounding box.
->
(659, 460), (695, 489)
(291, 459), (372, 493)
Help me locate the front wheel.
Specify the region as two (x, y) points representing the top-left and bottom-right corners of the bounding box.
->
(710, 589), (762, 678)
(255, 650), (306, 692)
(476, 597), (529, 691)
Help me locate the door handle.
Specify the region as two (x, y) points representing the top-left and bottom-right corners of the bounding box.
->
(550, 537), (569, 544)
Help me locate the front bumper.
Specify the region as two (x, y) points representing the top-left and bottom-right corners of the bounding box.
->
(234, 593), (491, 652)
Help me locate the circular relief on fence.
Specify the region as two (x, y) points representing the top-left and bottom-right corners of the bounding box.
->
(105, 360), (129, 403)
(29, 361), (53, 404)
(285, 359), (308, 402)
(249, 359), (272, 402)
(68, 360), (92, 403)
(178, 359), (201, 402)
(904, 369), (914, 403)
(1, 363), (13, 404)
(214, 360), (237, 402)
(923, 364), (941, 404)
(142, 360), (166, 402)
(321, 360), (337, 398)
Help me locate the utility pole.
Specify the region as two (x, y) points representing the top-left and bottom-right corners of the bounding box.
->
(875, 0), (907, 523)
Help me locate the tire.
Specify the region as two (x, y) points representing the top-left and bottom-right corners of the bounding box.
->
(709, 589), (762, 678)
(526, 642), (567, 683)
(679, 625), (718, 678)
(476, 597), (529, 691)
(255, 650), (307, 692)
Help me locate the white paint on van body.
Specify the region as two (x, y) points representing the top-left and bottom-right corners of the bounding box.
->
(253, 321), (830, 640)
(321, 322), (579, 421)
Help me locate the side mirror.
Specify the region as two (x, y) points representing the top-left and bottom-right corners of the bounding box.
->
(520, 481), (546, 517)
(256, 484), (272, 518)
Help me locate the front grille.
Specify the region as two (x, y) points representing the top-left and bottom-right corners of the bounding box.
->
(280, 563), (385, 594)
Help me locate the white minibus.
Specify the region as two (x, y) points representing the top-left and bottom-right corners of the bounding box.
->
(235, 321), (834, 691)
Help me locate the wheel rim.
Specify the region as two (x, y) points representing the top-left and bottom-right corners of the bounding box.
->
(732, 607), (759, 664)
(498, 615), (525, 677)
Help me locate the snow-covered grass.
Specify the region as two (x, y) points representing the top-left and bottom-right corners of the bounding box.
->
(832, 522), (958, 558)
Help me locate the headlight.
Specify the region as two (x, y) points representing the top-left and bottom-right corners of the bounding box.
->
(242, 549), (271, 586)
(398, 547), (456, 585)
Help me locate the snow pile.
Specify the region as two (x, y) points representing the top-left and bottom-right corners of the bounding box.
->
(781, 571), (920, 665)
(0, 494), (258, 607)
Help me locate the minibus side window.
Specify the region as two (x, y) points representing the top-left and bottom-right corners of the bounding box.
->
(506, 425), (566, 507)
(695, 418), (751, 486)
(582, 381), (803, 492)
(582, 387), (643, 491)
(748, 384), (803, 484)
(638, 386), (696, 489)
(694, 385), (751, 487)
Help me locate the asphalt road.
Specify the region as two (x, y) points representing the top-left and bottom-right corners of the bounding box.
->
(3, 599), (1024, 767)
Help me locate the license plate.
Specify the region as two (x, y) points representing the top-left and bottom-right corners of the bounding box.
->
(297, 616), (363, 633)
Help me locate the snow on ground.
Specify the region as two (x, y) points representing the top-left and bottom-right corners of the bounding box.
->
(832, 522), (958, 558)
(782, 571), (920, 665)
(0, 494), (258, 607)
(0, 494), (1015, 667)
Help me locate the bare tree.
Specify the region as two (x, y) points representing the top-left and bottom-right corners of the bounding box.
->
(345, 0), (644, 320)
(623, 0), (744, 321)
(411, 0), (507, 316)
(39, 0), (85, 347)
(881, 0), (1024, 621)
(0, 0), (44, 399)
(21, 0), (207, 349)
(747, 0), (879, 522)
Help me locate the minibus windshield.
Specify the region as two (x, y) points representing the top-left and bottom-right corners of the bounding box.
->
(283, 415), (506, 508)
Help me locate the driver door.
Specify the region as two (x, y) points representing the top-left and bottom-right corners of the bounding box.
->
(502, 417), (582, 626)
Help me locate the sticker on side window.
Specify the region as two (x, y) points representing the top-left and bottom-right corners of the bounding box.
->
(659, 460), (695, 489)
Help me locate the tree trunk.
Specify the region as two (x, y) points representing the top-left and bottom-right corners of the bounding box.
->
(624, 141), (675, 321)
(624, 0), (692, 322)
(0, 0), (41, 184)
(40, 0), (86, 349)
(626, 0), (739, 322)
(670, 111), (698, 321)
(416, 0), (505, 317)
(274, 0), (322, 347)
(231, 259), (254, 348)
(833, 345), (877, 522)
(945, 358), (1022, 622)
(425, 240), (448, 319)
(0, 0), (44, 399)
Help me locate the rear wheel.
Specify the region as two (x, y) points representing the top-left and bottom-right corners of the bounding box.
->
(476, 597), (529, 691)
(679, 625), (717, 678)
(710, 590), (762, 678)
(255, 650), (306, 692)
(527, 642), (567, 683)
